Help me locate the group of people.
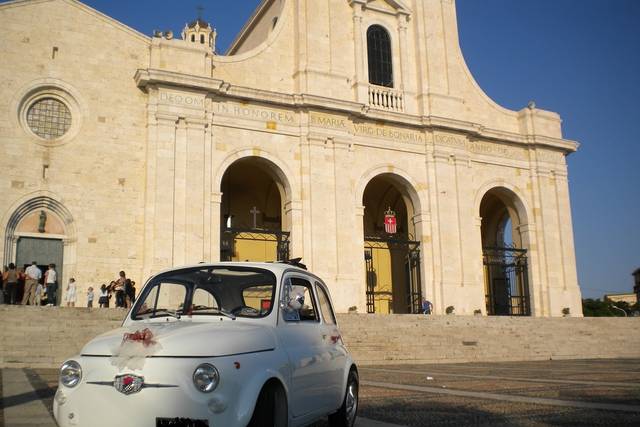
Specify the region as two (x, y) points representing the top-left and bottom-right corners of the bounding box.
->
(1, 263), (136, 309)
(1, 262), (62, 306)
(96, 271), (137, 309)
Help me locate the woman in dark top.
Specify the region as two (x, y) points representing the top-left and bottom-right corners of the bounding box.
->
(3, 263), (19, 305)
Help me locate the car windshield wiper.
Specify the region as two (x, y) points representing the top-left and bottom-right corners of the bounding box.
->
(139, 308), (181, 320)
(190, 306), (236, 320)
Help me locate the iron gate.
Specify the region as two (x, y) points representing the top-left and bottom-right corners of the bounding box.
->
(364, 236), (422, 314)
(483, 246), (530, 316)
(220, 228), (290, 262)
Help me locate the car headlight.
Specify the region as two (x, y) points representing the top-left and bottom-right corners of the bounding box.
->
(193, 363), (219, 393)
(60, 360), (82, 388)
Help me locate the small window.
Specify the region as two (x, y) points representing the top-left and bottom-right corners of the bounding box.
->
(191, 34), (195, 42)
(200, 34), (205, 44)
(272, 17), (278, 29)
(367, 25), (393, 88)
(282, 277), (318, 322)
(316, 283), (336, 325)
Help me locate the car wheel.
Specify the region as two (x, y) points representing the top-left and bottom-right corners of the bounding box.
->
(329, 368), (359, 427)
(248, 381), (288, 427)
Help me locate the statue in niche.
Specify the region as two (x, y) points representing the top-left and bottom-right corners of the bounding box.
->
(38, 210), (47, 233)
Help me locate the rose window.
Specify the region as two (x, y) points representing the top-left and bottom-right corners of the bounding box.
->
(26, 98), (72, 140)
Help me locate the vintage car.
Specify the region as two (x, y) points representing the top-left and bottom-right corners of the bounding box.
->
(53, 261), (358, 427)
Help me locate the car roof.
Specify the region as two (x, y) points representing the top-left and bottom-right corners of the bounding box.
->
(151, 261), (310, 278)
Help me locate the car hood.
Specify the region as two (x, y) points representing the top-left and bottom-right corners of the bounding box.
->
(80, 320), (276, 357)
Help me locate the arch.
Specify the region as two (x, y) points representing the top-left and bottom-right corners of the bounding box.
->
(355, 165), (423, 215)
(2, 192), (76, 266)
(477, 183), (532, 316)
(215, 149), (297, 203)
(358, 167), (425, 314)
(474, 180), (530, 226)
(367, 24), (394, 88)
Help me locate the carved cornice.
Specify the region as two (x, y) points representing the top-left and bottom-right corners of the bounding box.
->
(135, 68), (579, 154)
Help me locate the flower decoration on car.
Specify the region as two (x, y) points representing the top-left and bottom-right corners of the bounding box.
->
(111, 327), (163, 370)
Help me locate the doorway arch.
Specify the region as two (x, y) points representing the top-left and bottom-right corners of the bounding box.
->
(360, 172), (422, 314)
(478, 187), (531, 316)
(218, 156), (292, 262)
(2, 194), (75, 305)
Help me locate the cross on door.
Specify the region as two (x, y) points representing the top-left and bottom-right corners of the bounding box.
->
(250, 206), (261, 229)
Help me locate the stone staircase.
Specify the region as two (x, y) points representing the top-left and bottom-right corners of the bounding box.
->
(337, 314), (640, 364)
(1, 306), (639, 369)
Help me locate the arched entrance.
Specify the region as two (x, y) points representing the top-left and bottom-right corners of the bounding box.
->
(219, 157), (290, 262)
(3, 196), (74, 306)
(362, 174), (421, 314)
(480, 187), (531, 316)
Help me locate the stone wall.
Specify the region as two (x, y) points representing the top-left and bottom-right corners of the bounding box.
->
(1, 307), (638, 369)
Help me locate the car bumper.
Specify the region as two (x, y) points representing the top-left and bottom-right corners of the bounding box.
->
(53, 357), (252, 427)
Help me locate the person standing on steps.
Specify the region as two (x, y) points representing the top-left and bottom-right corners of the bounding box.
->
(45, 264), (58, 306)
(115, 271), (127, 308)
(64, 277), (77, 307)
(22, 261), (42, 305)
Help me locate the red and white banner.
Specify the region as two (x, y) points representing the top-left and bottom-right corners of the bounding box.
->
(384, 209), (397, 234)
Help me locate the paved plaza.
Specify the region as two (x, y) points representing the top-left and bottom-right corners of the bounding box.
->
(1, 359), (640, 426)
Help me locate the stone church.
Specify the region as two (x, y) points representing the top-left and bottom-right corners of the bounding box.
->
(0, 0), (583, 316)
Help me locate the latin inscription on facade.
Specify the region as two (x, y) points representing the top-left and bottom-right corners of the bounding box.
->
(309, 112), (424, 143)
(536, 150), (564, 164)
(217, 102), (297, 125)
(159, 92), (204, 107)
(435, 133), (527, 160)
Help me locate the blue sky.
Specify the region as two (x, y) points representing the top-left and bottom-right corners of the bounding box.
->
(76, 0), (639, 299)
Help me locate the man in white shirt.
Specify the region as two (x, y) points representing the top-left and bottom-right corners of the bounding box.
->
(45, 263), (58, 306)
(23, 261), (42, 305)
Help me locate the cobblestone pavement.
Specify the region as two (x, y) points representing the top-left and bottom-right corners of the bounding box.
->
(2, 359), (640, 426)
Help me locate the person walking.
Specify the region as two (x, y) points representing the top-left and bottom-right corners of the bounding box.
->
(45, 264), (58, 306)
(64, 278), (77, 307)
(22, 261), (42, 305)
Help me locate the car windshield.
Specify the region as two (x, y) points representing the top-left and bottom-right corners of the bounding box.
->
(132, 266), (276, 320)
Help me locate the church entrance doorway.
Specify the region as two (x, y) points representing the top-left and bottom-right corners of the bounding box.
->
(219, 157), (290, 262)
(16, 237), (64, 302)
(480, 188), (531, 316)
(362, 174), (422, 314)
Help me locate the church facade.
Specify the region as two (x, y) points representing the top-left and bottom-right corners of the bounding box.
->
(0, 0), (583, 316)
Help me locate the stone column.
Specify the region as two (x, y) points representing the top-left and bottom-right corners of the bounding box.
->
(150, 113), (179, 273)
(355, 205), (367, 313)
(284, 199), (304, 261)
(351, 3), (367, 103)
(184, 118), (208, 264)
(397, 14), (412, 113)
(210, 192), (222, 262)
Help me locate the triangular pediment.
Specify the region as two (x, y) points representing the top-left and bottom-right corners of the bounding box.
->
(350, 0), (411, 16)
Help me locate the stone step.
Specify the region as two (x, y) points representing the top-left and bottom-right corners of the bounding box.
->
(1, 306), (639, 369)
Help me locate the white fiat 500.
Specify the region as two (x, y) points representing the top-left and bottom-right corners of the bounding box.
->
(53, 261), (358, 427)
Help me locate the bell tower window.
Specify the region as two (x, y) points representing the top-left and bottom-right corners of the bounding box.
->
(200, 34), (205, 44)
(367, 25), (393, 88)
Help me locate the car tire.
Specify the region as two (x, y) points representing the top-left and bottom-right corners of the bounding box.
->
(329, 368), (359, 427)
(248, 381), (288, 427)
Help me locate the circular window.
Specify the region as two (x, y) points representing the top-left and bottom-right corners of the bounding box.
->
(26, 97), (72, 140)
